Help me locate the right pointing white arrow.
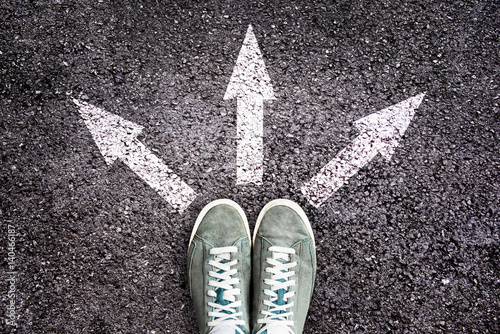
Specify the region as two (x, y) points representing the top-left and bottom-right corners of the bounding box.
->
(74, 99), (197, 213)
(301, 93), (426, 208)
(224, 25), (275, 185)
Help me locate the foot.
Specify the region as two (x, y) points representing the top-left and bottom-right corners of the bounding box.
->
(252, 199), (316, 334)
(188, 199), (251, 334)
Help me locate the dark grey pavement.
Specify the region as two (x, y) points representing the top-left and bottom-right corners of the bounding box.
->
(1, 0), (499, 333)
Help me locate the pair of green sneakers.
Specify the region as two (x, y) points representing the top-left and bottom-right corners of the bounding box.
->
(188, 199), (316, 334)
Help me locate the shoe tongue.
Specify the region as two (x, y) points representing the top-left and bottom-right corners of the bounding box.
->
(266, 326), (290, 334)
(212, 326), (236, 334)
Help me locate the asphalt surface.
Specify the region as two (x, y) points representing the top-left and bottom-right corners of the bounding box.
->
(1, 0), (499, 333)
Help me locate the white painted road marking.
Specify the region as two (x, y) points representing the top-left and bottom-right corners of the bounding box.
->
(301, 93), (426, 208)
(224, 25), (275, 185)
(74, 99), (197, 212)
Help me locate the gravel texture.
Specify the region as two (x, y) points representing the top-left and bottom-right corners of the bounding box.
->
(0, 0), (498, 333)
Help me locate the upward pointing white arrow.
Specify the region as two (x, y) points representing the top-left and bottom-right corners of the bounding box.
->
(224, 25), (275, 185)
(74, 99), (197, 213)
(301, 93), (426, 208)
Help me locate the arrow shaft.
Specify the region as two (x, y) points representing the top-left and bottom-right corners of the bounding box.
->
(236, 95), (264, 185)
(301, 133), (380, 208)
(121, 139), (196, 212)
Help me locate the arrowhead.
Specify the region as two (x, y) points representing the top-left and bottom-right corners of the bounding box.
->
(224, 25), (275, 100)
(74, 99), (144, 165)
(354, 93), (425, 161)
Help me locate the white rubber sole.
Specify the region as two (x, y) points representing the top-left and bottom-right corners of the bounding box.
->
(252, 199), (315, 247)
(188, 199), (250, 247)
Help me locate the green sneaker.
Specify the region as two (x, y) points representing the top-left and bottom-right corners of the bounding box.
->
(252, 199), (316, 334)
(188, 199), (252, 334)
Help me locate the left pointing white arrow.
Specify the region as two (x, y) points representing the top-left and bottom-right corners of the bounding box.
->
(74, 99), (196, 212)
(224, 25), (275, 185)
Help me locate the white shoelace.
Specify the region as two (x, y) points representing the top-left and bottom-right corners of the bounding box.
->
(256, 246), (297, 334)
(207, 246), (245, 334)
